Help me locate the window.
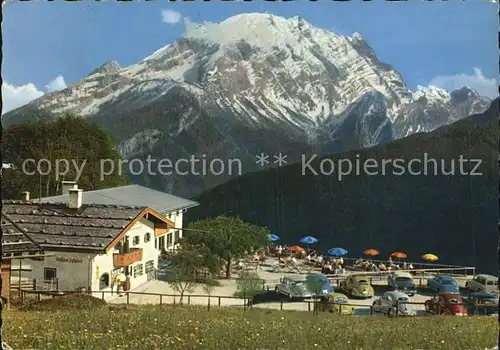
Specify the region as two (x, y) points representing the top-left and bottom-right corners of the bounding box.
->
(116, 241), (123, 253)
(99, 273), (110, 290)
(133, 236), (140, 245)
(484, 298), (497, 304)
(145, 260), (155, 273)
(396, 277), (412, 282)
(155, 238), (157, 249)
(440, 279), (454, 285)
(144, 232), (151, 243)
(174, 230), (180, 242)
(133, 264), (144, 278)
(44, 267), (57, 281)
(158, 236), (165, 250)
(166, 233), (172, 247)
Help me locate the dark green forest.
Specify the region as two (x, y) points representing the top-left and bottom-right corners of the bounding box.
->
(2, 116), (130, 200)
(187, 100), (499, 274)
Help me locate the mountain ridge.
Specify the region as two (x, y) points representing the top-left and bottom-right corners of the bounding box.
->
(2, 13), (491, 198)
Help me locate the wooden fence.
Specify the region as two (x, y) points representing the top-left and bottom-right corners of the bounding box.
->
(14, 289), (496, 317)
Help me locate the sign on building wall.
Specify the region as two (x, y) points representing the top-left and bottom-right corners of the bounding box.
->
(95, 265), (100, 280)
(56, 257), (83, 263)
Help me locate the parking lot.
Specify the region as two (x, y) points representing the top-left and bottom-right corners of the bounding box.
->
(128, 260), (492, 317)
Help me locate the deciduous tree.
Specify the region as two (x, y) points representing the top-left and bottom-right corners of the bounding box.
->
(183, 216), (269, 279)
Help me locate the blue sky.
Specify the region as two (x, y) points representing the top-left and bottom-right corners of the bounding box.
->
(2, 1), (498, 113)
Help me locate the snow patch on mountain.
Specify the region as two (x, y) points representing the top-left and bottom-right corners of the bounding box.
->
(3, 12), (491, 159)
(118, 129), (162, 158)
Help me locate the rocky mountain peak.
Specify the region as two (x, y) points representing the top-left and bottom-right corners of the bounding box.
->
(1, 13), (492, 198)
(89, 60), (122, 76)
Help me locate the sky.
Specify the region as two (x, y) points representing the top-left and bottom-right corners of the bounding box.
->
(2, 0), (498, 114)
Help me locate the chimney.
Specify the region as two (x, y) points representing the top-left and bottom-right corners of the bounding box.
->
(68, 185), (83, 209)
(62, 181), (77, 195)
(21, 191), (30, 201)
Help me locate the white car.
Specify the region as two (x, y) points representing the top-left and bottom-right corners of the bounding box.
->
(372, 291), (416, 317)
(465, 274), (498, 294)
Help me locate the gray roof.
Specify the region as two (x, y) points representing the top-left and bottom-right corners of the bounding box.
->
(286, 275), (307, 282)
(475, 274), (497, 280)
(39, 185), (199, 213)
(393, 271), (412, 278)
(2, 216), (43, 258)
(2, 200), (145, 252)
(385, 291), (409, 299)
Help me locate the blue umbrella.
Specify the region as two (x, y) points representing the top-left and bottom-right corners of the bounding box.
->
(300, 236), (319, 244)
(268, 233), (280, 242)
(328, 247), (348, 257)
(300, 236), (318, 251)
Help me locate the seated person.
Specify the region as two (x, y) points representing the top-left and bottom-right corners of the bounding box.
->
(322, 263), (334, 274)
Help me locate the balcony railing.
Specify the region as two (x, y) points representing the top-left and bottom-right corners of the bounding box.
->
(113, 248), (143, 268)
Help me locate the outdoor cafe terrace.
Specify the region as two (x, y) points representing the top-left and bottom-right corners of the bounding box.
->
(262, 234), (476, 278)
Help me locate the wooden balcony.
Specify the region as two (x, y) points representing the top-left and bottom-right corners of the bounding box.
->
(113, 248), (143, 268)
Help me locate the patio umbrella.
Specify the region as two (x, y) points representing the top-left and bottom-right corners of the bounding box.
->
(390, 252), (407, 259)
(363, 249), (380, 257)
(288, 245), (305, 253)
(422, 253), (439, 262)
(328, 247), (348, 257)
(268, 233), (280, 242)
(299, 236), (318, 251)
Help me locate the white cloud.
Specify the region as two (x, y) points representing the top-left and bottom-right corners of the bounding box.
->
(161, 9), (182, 25)
(2, 75), (69, 114)
(2, 81), (44, 114)
(428, 68), (498, 99)
(45, 75), (67, 92)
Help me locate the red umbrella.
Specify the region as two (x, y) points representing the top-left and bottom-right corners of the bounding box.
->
(363, 249), (380, 257)
(288, 245), (305, 253)
(390, 252), (407, 259)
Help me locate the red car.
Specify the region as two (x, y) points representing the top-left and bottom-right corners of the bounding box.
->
(424, 293), (468, 316)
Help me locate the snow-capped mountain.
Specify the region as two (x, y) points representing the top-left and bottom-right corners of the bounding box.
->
(2, 13), (491, 197)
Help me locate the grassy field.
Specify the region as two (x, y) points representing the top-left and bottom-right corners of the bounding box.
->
(2, 295), (498, 350)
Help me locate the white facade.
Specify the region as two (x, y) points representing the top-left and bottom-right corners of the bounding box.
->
(26, 217), (169, 300)
(158, 209), (186, 252)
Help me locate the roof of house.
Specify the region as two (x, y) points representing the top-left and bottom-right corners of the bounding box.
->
(39, 185), (199, 213)
(2, 200), (147, 252)
(2, 215), (43, 258)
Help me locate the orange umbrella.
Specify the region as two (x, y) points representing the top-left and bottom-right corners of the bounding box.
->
(288, 245), (305, 252)
(390, 252), (407, 259)
(363, 249), (380, 256)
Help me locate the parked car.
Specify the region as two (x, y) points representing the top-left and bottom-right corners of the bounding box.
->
(427, 275), (459, 294)
(465, 274), (499, 294)
(424, 293), (468, 316)
(388, 271), (417, 296)
(275, 275), (312, 300)
(339, 275), (374, 298)
(466, 292), (498, 316)
(372, 291), (416, 317)
(306, 273), (334, 298)
(314, 292), (354, 315)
